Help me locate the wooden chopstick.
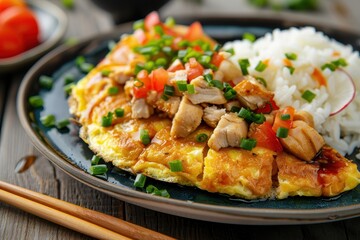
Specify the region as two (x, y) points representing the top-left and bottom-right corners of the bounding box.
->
(0, 181), (175, 240)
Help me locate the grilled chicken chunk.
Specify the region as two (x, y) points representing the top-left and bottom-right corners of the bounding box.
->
(233, 76), (273, 110)
(203, 106), (226, 128)
(146, 90), (180, 118)
(218, 59), (243, 82)
(131, 98), (154, 119)
(171, 97), (203, 138)
(294, 110), (315, 128)
(280, 120), (325, 161)
(185, 76), (227, 105)
(208, 113), (248, 151)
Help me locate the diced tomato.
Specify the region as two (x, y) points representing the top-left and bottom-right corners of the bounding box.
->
(185, 58), (204, 81)
(144, 11), (161, 31)
(133, 70), (152, 98)
(255, 98), (279, 114)
(0, 6), (39, 50)
(133, 29), (147, 45)
(150, 67), (169, 92)
(211, 52), (224, 67)
(0, 25), (24, 58)
(272, 106), (295, 133)
(250, 121), (283, 153)
(167, 59), (185, 72)
(184, 21), (204, 42)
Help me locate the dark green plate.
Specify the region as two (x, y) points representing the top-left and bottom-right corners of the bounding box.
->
(17, 16), (360, 224)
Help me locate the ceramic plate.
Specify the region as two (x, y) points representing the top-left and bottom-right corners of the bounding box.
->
(17, 16), (360, 224)
(0, 0), (67, 73)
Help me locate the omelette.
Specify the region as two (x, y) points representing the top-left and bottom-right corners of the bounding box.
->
(69, 12), (360, 200)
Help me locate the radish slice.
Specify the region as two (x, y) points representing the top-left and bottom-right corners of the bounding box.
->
(328, 69), (356, 116)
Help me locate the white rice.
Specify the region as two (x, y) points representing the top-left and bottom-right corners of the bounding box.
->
(224, 27), (360, 156)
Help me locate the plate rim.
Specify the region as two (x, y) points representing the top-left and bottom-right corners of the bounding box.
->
(17, 15), (360, 224)
(0, 0), (68, 71)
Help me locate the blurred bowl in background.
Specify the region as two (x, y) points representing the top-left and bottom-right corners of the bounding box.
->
(90, 0), (171, 24)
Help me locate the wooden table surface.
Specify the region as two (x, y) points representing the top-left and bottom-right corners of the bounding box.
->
(1, 0), (360, 239)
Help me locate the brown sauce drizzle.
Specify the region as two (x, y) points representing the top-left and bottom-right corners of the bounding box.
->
(316, 146), (346, 185)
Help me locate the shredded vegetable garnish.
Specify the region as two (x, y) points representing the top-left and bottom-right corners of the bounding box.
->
(134, 174), (147, 188)
(108, 86), (119, 95)
(255, 60), (267, 72)
(91, 155), (101, 165)
(240, 138), (257, 150)
(40, 114), (56, 128)
(56, 119), (70, 129)
(285, 52), (297, 60)
(276, 127), (289, 138)
(29, 96), (43, 108)
(238, 59), (250, 75)
(140, 129), (151, 145)
(89, 164), (108, 175)
(302, 90), (316, 103)
(39, 75), (53, 90)
(169, 160), (183, 172)
(114, 108), (124, 117)
(101, 112), (113, 127)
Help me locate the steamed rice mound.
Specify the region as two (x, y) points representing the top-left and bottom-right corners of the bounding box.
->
(224, 27), (360, 156)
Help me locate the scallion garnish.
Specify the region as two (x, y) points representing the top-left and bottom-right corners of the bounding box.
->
(161, 94), (169, 101)
(332, 58), (348, 67)
(186, 84), (195, 94)
(204, 73), (213, 83)
(240, 138), (257, 150)
(40, 114), (56, 128)
(155, 57), (167, 67)
(169, 160), (183, 172)
(133, 19), (144, 30)
(209, 80), (224, 90)
(225, 48), (235, 55)
(140, 129), (151, 145)
(101, 69), (111, 77)
(134, 64), (144, 75)
(285, 52), (297, 60)
(238, 107), (252, 119)
(56, 118), (70, 129)
(286, 66), (295, 75)
(321, 63), (336, 72)
(230, 106), (241, 113)
(242, 32), (256, 42)
(255, 77), (267, 87)
(213, 44), (222, 52)
(79, 62), (94, 73)
(199, 55), (211, 67)
(144, 61), (155, 72)
(280, 114), (291, 120)
(101, 112), (113, 127)
(196, 133), (208, 143)
(154, 25), (164, 35)
(39, 75), (53, 90)
(108, 86), (119, 95)
(134, 174), (147, 188)
(75, 56), (85, 67)
(146, 185), (170, 198)
(302, 90), (316, 103)
(253, 113), (265, 124)
(164, 85), (175, 96)
(89, 164), (108, 175)
(64, 83), (75, 95)
(64, 73), (75, 85)
(176, 81), (187, 91)
(165, 17), (175, 27)
(115, 108), (124, 117)
(255, 60), (268, 72)
(91, 155), (101, 165)
(238, 59), (250, 75)
(276, 127), (289, 138)
(238, 107), (265, 124)
(224, 88), (237, 100)
(29, 95), (43, 108)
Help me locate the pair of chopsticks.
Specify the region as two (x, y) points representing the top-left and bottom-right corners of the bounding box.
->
(0, 180), (175, 240)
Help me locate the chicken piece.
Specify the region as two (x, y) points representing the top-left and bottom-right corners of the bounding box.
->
(184, 76), (227, 105)
(208, 113), (248, 151)
(171, 97), (203, 138)
(218, 59), (243, 82)
(108, 65), (133, 84)
(294, 110), (314, 128)
(203, 106), (226, 128)
(146, 90), (180, 118)
(168, 69), (188, 83)
(280, 120), (325, 161)
(233, 76), (274, 110)
(131, 98), (154, 119)
(224, 100), (241, 112)
(124, 79), (134, 99)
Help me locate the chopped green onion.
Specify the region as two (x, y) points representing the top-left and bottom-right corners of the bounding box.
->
(225, 48), (235, 55)
(285, 52), (297, 60)
(243, 32), (256, 42)
(238, 107), (265, 124)
(213, 44), (222, 52)
(134, 64), (144, 75)
(75, 56), (85, 67)
(280, 114), (291, 120)
(154, 25), (164, 35)
(176, 80), (187, 91)
(238, 107), (252, 119)
(238, 59), (250, 75)
(230, 106), (241, 113)
(204, 73), (213, 83)
(255, 77), (267, 87)
(157, 189), (170, 198)
(302, 90), (316, 103)
(286, 66), (295, 75)
(29, 96), (43, 108)
(140, 129), (151, 145)
(101, 69), (111, 77)
(204, 51), (214, 57)
(64, 83), (75, 95)
(276, 127), (289, 138)
(162, 46), (173, 56)
(56, 118), (70, 129)
(133, 19), (144, 30)
(255, 60), (267, 72)
(186, 84), (195, 94)
(64, 74), (75, 85)
(108, 86), (119, 95)
(134, 174), (147, 188)
(253, 113), (265, 124)
(144, 61), (155, 72)
(224, 88), (237, 100)
(240, 138), (257, 150)
(155, 57), (167, 67)
(115, 108), (124, 117)
(79, 62), (94, 73)
(164, 85), (175, 96)
(321, 63), (336, 72)
(61, 0), (74, 9)
(209, 80), (224, 90)
(196, 133), (208, 143)
(39, 75), (53, 90)
(146, 185), (170, 198)
(101, 112), (113, 127)
(165, 17), (175, 27)
(169, 160), (183, 172)
(178, 40), (190, 48)
(40, 114), (56, 128)
(89, 164), (108, 175)
(161, 94), (169, 101)
(199, 55), (211, 66)
(91, 155), (101, 165)
(135, 46), (160, 55)
(177, 49), (188, 59)
(332, 58), (348, 67)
